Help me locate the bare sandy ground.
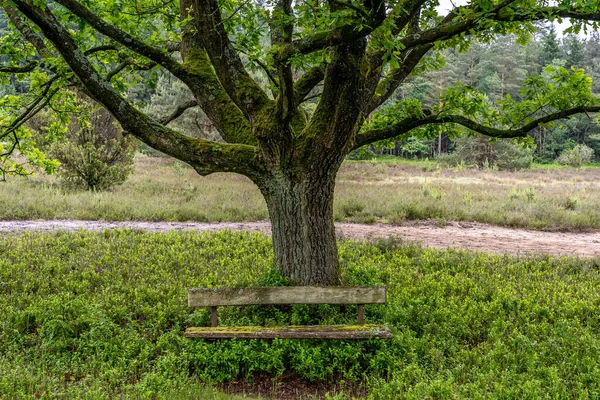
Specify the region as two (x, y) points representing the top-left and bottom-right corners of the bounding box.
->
(1, 219), (599, 258)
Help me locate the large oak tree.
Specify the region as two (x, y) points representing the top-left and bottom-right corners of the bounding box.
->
(1, 0), (600, 284)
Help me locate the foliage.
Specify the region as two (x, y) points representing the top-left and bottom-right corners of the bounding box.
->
(378, 33), (600, 161)
(557, 143), (595, 167)
(45, 98), (138, 191)
(1, 1), (600, 175)
(368, 65), (600, 149)
(3, 230), (600, 398)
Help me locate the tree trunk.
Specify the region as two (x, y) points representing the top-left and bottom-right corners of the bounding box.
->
(259, 169), (341, 286)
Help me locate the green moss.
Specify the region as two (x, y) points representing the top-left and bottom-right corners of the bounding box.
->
(186, 324), (388, 334)
(182, 48), (256, 145)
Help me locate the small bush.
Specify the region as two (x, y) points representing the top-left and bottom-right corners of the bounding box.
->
(563, 195), (579, 210)
(556, 144), (595, 167)
(346, 146), (375, 160)
(339, 199), (365, 217)
(49, 100), (138, 191)
(438, 136), (533, 170)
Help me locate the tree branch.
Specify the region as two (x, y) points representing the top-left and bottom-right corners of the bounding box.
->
(0, 77), (61, 143)
(272, 0), (295, 123)
(2, 4), (48, 56)
(159, 100), (198, 125)
(280, 23), (374, 61)
(182, 0), (271, 121)
(294, 64), (327, 105)
(52, 0), (253, 145)
(354, 106), (600, 149)
(400, 3), (600, 51)
(83, 44), (120, 56)
(11, 0), (264, 180)
(366, 44), (434, 113)
(0, 60), (39, 73)
(53, 0), (183, 74)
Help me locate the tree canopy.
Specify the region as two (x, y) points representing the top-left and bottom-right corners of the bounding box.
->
(2, 0), (600, 283)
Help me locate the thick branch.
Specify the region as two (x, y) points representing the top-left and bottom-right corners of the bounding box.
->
(280, 23), (374, 61)
(354, 106), (600, 149)
(11, 0), (264, 179)
(272, 0), (295, 123)
(183, 0), (271, 121)
(303, 40), (368, 157)
(51, 0), (253, 145)
(2, 4), (47, 55)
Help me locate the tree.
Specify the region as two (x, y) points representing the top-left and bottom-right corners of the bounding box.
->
(2, 0), (600, 285)
(539, 24), (562, 67)
(563, 34), (585, 69)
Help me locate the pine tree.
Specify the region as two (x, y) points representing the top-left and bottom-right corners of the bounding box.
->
(564, 35), (585, 69)
(539, 24), (562, 67)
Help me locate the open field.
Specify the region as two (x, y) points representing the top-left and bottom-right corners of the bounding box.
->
(2, 156), (600, 231)
(3, 230), (600, 399)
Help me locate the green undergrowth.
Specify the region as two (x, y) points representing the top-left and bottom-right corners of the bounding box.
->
(2, 230), (600, 399)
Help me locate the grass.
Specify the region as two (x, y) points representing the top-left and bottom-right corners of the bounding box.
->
(3, 155), (600, 230)
(3, 230), (600, 398)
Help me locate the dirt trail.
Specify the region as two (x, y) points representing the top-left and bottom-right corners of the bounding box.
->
(1, 219), (599, 257)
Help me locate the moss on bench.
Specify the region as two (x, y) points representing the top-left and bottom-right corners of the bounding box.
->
(185, 324), (392, 339)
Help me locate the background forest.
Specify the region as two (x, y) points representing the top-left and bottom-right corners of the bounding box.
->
(381, 25), (600, 166)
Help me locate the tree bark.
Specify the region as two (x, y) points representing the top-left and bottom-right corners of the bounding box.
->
(258, 168), (341, 286)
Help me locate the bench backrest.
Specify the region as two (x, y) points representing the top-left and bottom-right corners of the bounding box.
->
(188, 286), (386, 307)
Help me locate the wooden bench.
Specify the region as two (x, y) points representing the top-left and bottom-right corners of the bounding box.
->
(184, 286), (392, 339)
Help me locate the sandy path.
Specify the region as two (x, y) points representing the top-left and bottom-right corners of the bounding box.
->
(1, 219), (599, 258)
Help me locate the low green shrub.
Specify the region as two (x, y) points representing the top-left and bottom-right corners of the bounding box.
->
(2, 231), (600, 398)
(557, 144), (595, 167)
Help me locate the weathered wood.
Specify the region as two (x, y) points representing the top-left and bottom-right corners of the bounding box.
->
(188, 286), (386, 307)
(357, 304), (364, 325)
(211, 306), (218, 327)
(184, 324), (392, 339)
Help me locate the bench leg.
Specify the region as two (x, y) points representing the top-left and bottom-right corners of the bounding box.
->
(358, 304), (364, 325)
(211, 306), (218, 327)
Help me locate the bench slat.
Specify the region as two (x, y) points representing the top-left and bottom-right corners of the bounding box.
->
(188, 286), (386, 307)
(184, 324), (392, 339)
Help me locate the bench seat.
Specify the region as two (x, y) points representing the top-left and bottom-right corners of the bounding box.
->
(185, 324), (392, 339)
(185, 286), (392, 339)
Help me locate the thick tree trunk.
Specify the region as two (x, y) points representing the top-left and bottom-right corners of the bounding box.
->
(259, 169), (341, 286)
